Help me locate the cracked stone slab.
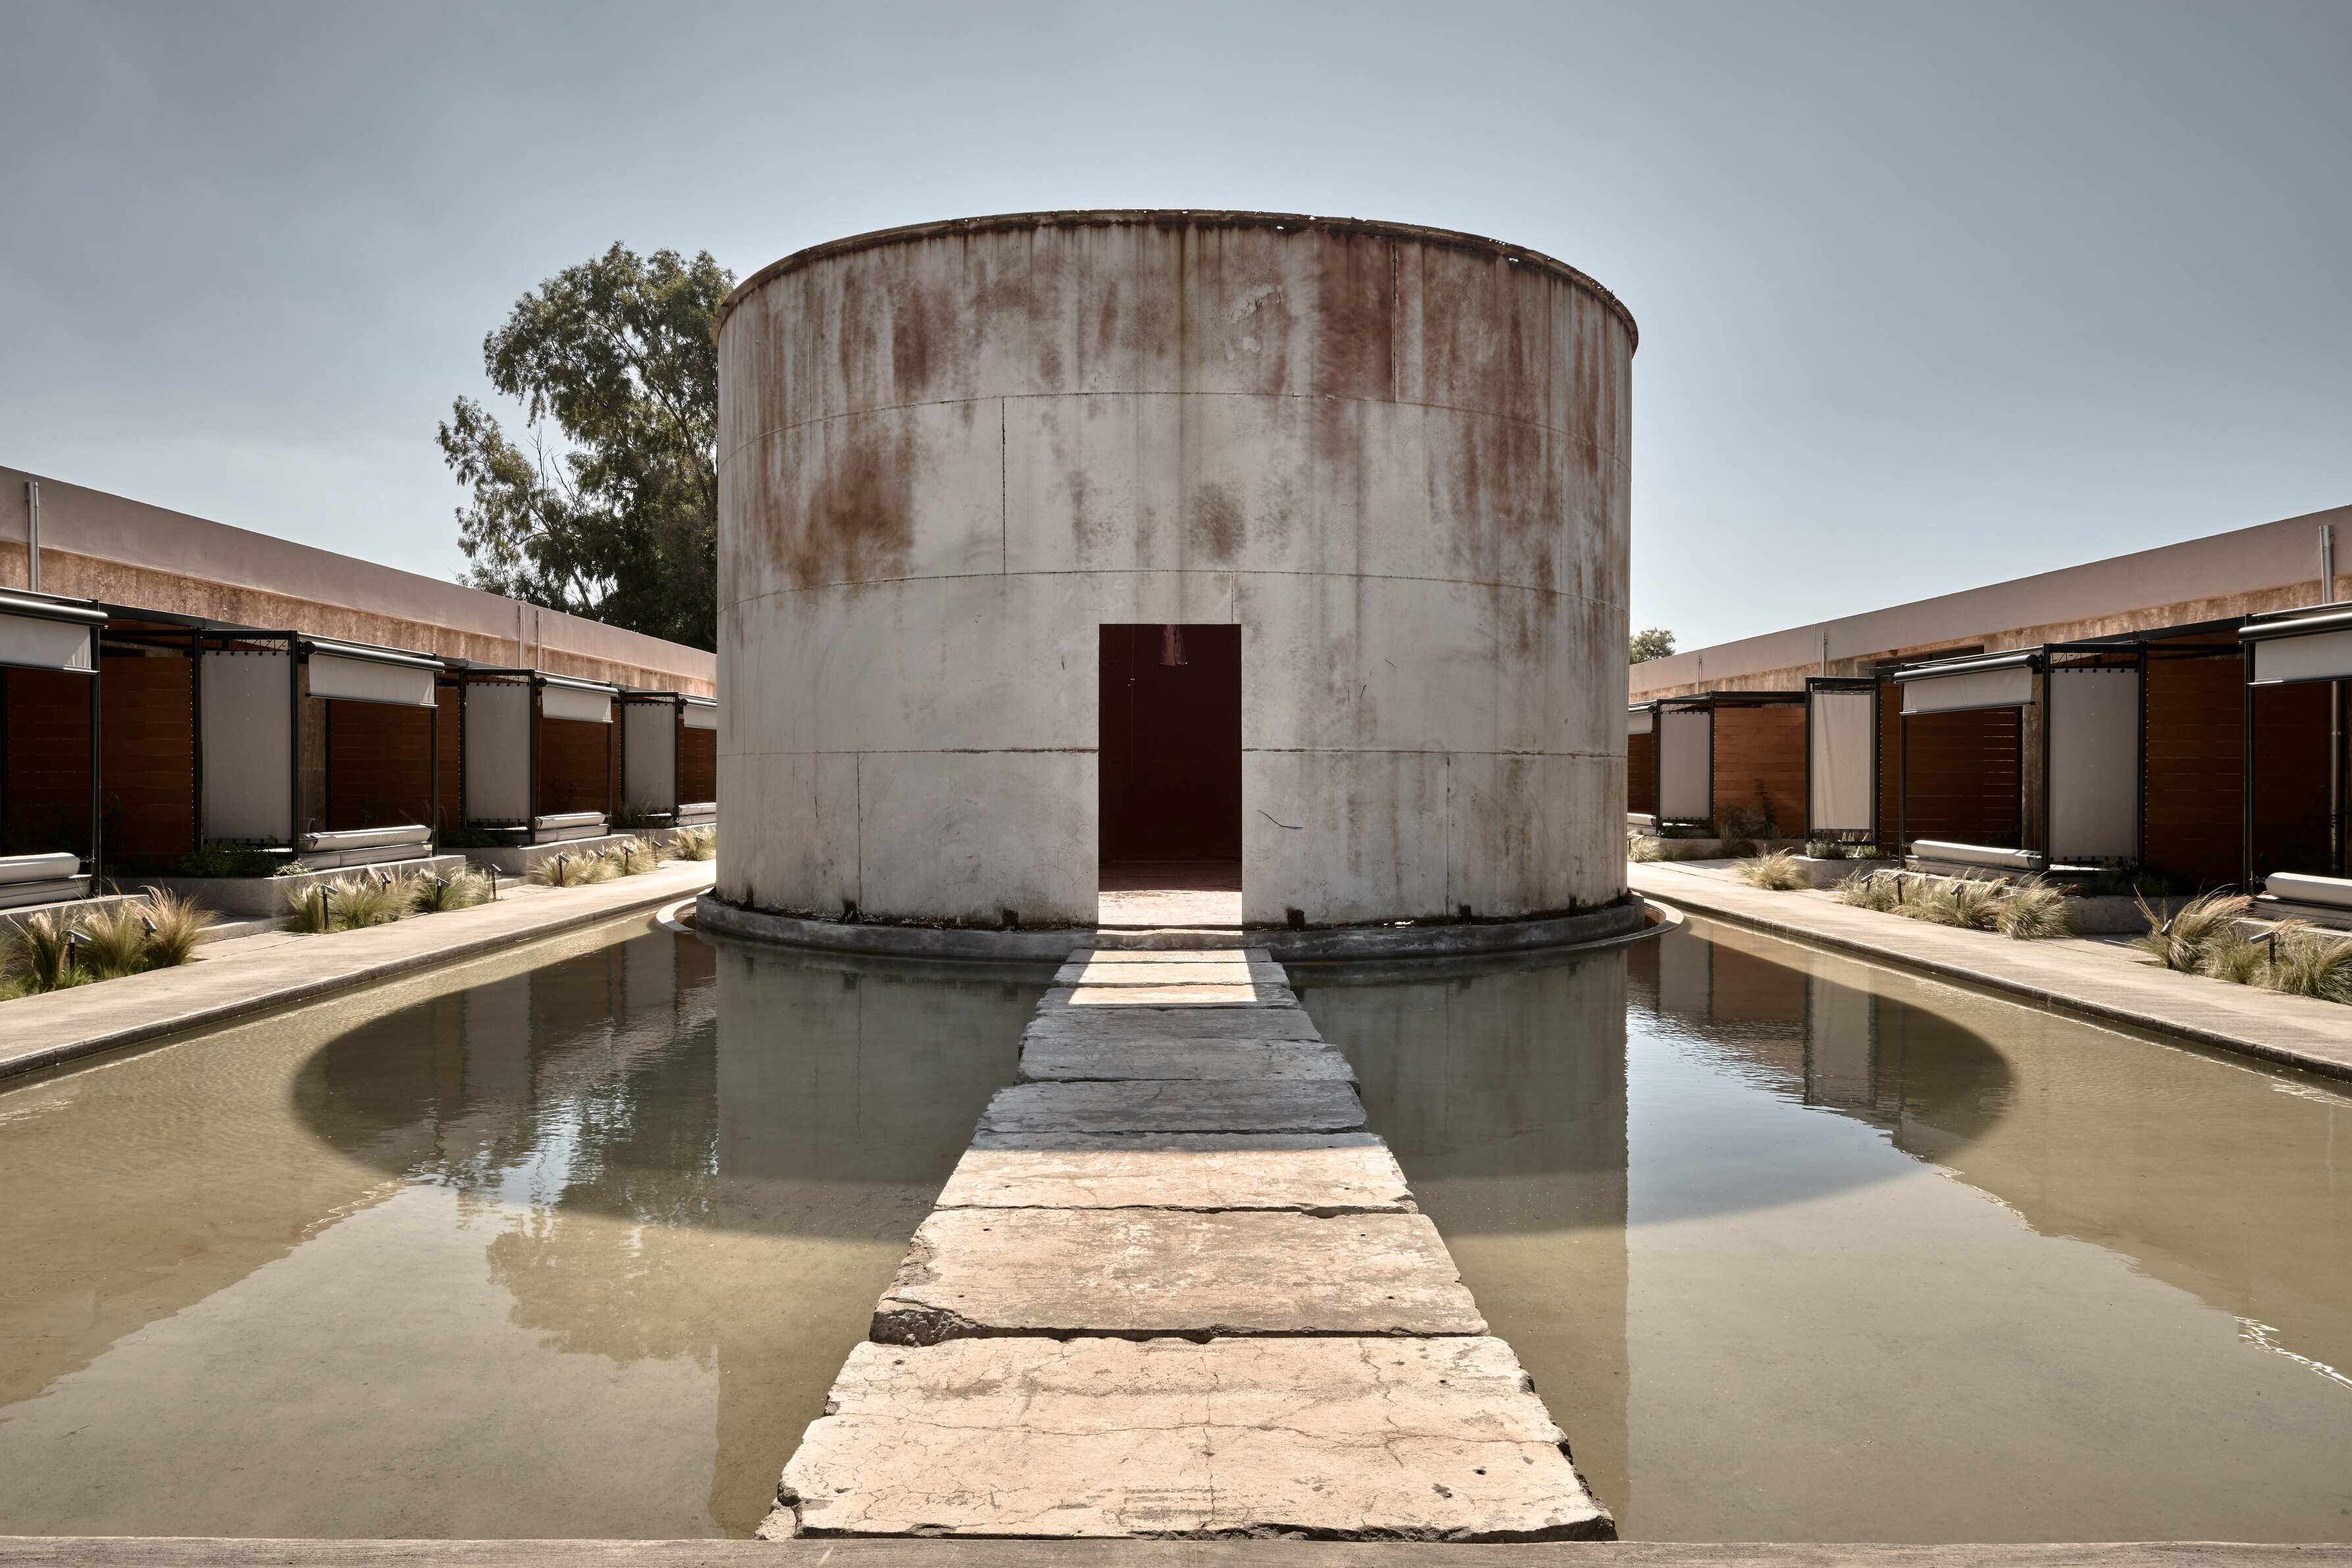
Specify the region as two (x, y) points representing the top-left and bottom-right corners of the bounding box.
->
(1019, 1035), (1356, 1083)
(1045, 981), (1298, 1008)
(771, 1334), (1612, 1540)
(1023, 1007), (1324, 1046)
(1053, 957), (1290, 988)
(939, 1132), (1415, 1212)
(977, 1079), (1365, 1134)
(870, 1207), (1483, 1342)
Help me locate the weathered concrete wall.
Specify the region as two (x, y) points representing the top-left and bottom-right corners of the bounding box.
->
(0, 466), (715, 695)
(1631, 501), (2352, 699)
(717, 211), (1636, 927)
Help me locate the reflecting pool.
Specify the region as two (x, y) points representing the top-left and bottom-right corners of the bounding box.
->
(1299, 916), (2352, 1542)
(0, 916), (1038, 1538)
(0, 911), (2345, 1540)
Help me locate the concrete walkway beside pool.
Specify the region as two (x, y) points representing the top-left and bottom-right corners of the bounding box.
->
(0, 860), (716, 1082)
(1628, 861), (2352, 1082)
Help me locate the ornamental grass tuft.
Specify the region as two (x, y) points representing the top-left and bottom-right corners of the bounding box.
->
(2126, 891), (2251, 973)
(1734, 849), (1810, 890)
(672, 826), (716, 862)
(2264, 921), (2352, 1002)
(1994, 880), (2080, 940)
(407, 870), (492, 913)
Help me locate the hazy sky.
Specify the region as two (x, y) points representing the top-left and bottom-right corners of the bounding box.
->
(2, 1), (2345, 651)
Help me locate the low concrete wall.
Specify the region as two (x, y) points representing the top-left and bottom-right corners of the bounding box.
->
(0, 890), (150, 937)
(146, 855), (471, 917)
(460, 835), (644, 878)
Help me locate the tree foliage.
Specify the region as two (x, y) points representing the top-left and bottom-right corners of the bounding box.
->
(1629, 627), (1677, 663)
(438, 243), (732, 650)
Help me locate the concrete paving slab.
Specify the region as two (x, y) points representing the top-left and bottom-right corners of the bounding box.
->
(1053, 957), (1287, 988)
(1046, 982), (1298, 1008)
(940, 1132), (1414, 1212)
(977, 1079), (1366, 1135)
(1023, 1007), (1324, 1045)
(774, 1335), (1606, 1540)
(871, 1207), (1483, 1342)
(1019, 1036), (1356, 1082)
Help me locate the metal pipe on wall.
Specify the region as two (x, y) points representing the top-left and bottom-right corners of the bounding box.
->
(24, 480), (38, 594)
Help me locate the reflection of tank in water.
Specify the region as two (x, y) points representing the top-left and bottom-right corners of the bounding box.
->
(295, 932), (1035, 1534)
(1298, 953), (1630, 1527)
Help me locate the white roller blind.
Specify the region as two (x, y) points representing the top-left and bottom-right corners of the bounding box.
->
(1658, 707), (1712, 821)
(201, 650), (292, 842)
(1627, 708), (1653, 737)
(2253, 627), (2352, 684)
(1901, 665), (2033, 715)
(0, 611), (94, 673)
(2048, 667), (2140, 862)
(307, 651), (436, 707)
(1808, 688), (1877, 835)
(542, 684), (612, 724)
(464, 682), (532, 823)
(622, 701), (678, 813)
(682, 700), (718, 732)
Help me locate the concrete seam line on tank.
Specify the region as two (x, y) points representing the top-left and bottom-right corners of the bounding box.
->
(720, 391), (1623, 467)
(0, 874), (716, 1084)
(10, 1542), (2349, 1565)
(1645, 882), (2352, 1086)
(725, 571), (1618, 609)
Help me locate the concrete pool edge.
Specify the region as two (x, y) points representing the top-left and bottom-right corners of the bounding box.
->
(1, 1537), (2344, 1565)
(695, 895), (1654, 965)
(0, 863), (718, 1084)
(1628, 863), (2352, 1084)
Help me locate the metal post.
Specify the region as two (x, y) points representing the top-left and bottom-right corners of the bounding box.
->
(2323, 678), (2346, 878)
(190, 632), (205, 846)
(527, 675), (540, 843)
(1898, 707), (1908, 858)
(428, 678), (442, 846)
(286, 638), (301, 848)
(2243, 672), (2257, 890)
(2135, 645), (2149, 867)
(88, 624), (103, 880)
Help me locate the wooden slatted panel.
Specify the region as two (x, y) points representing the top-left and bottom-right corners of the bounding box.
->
(2, 667), (93, 856)
(2143, 652), (2245, 887)
(1876, 683), (1902, 850)
(1897, 705), (2022, 849)
(679, 721), (717, 804)
(100, 654), (194, 859)
(436, 686), (462, 829)
(326, 701), (435, 832)
(1711, 705), (1806, 837)
(536, 715), (615, 819)
(2251, 680), (2332, 880)
(1626, 730), (1656, 817)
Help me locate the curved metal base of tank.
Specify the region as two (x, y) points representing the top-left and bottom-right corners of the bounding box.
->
(694, 893), (1659, 965)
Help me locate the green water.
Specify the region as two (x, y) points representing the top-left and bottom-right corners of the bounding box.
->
(0, 911), (2345, 1539)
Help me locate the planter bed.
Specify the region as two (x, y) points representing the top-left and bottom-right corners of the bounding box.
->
(460, 834), (642, 878)
(146, 854), (473, 917)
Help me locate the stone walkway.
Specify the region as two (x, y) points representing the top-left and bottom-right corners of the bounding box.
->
(0, 861), (716, 1082)
(766, 945), (1613, 1542)
(1628, 862), (2352, 1082)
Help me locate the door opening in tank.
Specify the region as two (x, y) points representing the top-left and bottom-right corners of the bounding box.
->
(1098, 624), (1242, 929)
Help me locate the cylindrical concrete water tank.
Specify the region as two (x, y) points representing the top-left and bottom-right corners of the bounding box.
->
(716, 211), (1634, 929)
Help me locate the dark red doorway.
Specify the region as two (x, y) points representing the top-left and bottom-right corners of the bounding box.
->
(1098, 624), (1241, 922)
